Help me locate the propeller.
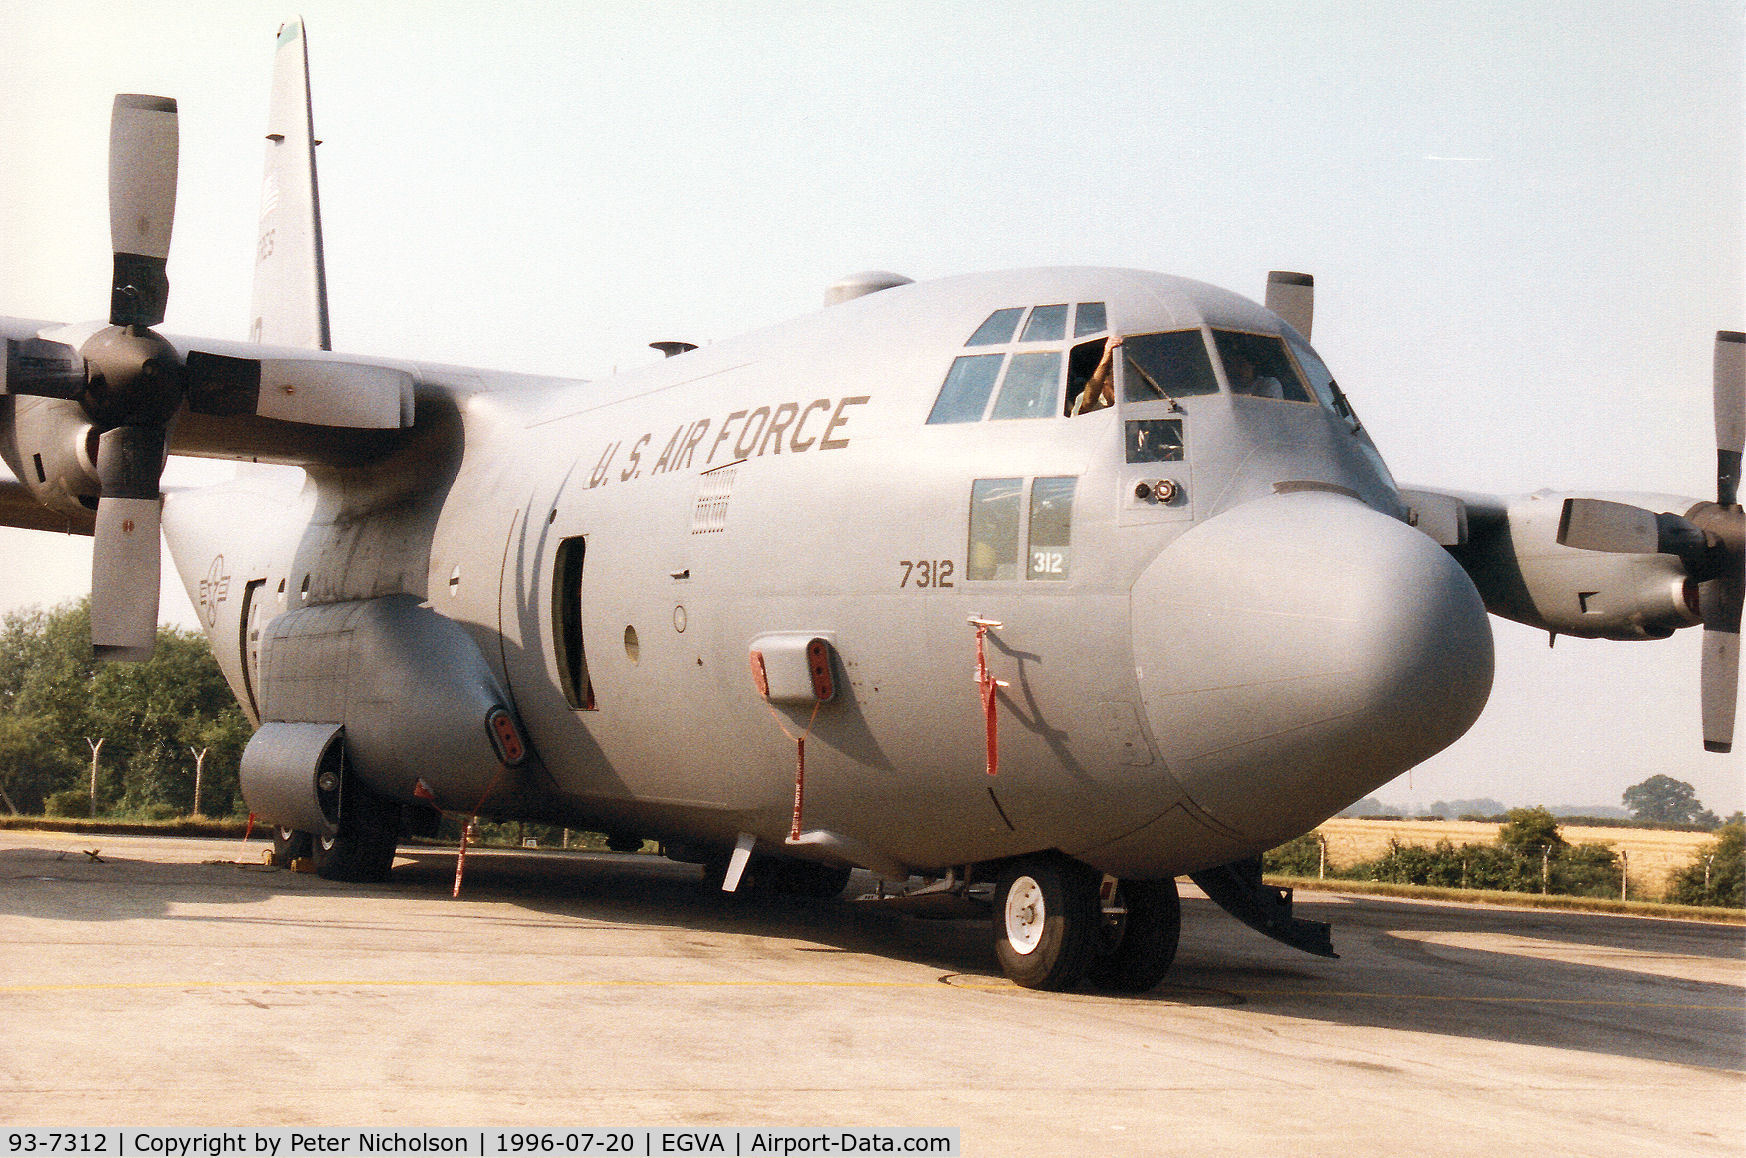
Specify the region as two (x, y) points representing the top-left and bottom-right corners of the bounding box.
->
(1558, 330), (1745, 751)
(4, 95), (186, 661)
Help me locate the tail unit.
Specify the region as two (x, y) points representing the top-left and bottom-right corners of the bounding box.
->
(249, 17), (330, 350)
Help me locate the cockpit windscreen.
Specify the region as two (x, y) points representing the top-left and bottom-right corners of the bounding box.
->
(1119, 331), (1220, 404)
(1210, 331), (1312, 402)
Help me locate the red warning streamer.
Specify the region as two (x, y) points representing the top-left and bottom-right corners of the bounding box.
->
(452, 760), (514, 899)
(790, 735), (807, 842)
(972, 618), (1007, 777)
(761, 699), (821, 841)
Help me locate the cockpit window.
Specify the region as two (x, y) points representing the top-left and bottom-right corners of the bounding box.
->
(1284, 332), (1352, 419)
(926, 354), (1004, 423)
(990, 352), (1063, 419)
(1125, 418), (1185, 463)
(1074, 302), (1107, 337)
(1119, 331), (1220, 403)
(1019, 304), (1069, 343)
(966, 308), (1024, 346)
(968, 478), (1023, 580)
(1211, 331), (1312, 402)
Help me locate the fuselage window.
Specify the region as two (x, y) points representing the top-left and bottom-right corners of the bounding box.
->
(552, 536), (596, 711)
(966, 308), (1024, 346)
(990, 351), (1064, 420)
(1027, 476), (1077, 581)
(967, 477), (1023, 581)
(1074, 302), (1107, 338)
(1019, 304), (1068, 343)
(1120, 331), (1220, 403)
(927, 353), (1006, 423)
(1211, 330), (1312, 402)
(1126, 418), (1185, 464)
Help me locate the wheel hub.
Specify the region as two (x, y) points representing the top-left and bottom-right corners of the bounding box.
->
(1003, 874), (1046, 954)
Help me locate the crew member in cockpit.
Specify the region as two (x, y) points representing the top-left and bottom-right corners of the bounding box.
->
(1222, 347), (1283, 398)
(1070, 336), (1122, 416)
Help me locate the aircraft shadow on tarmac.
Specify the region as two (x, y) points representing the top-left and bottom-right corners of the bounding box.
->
(384, 848), (1745, 1074)
(4, 842), (1739, 1073)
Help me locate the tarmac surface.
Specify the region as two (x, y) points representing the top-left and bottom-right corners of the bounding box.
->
(0, 831), (1741, 1156)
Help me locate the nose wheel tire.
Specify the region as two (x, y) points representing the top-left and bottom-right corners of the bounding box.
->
(1087, 877), (1181, 993)
(992, 855), (1101, 991)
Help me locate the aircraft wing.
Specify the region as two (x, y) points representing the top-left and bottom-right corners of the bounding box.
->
(0, 472), (94, 535)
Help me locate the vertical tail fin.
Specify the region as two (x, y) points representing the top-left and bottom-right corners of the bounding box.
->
(249, 17), (330, 350)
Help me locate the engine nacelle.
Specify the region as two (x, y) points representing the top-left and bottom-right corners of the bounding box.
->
(1, 395), (101, 522)
(1451, 490), (1701, 640)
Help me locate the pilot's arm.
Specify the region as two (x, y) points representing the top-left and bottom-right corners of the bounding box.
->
(1072, 336), (1122, 415)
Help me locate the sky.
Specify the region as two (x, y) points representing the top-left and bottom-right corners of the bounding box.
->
(0, 1), (1741, 815)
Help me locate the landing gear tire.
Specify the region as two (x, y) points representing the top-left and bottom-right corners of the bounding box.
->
(1087, 877), (1181, 993)
(311, 778), (400, 883)
(270, 827), (313, 868)
(992, 855), (1101, 991)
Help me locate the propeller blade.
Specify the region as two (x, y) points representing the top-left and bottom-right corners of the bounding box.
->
(1266, 271), (1314, 340)
(3, 336), (86, 399)
(1716, 331), (1743, 506)
(89, 425), (165, 662)
(1699, 579), (1741, 753)
(109, 95), (178, 328)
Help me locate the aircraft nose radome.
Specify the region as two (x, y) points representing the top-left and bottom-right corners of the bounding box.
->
(1130, 490), (1494, 847)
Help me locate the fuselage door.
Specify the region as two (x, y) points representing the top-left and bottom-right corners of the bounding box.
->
(239, 578), (268, 721)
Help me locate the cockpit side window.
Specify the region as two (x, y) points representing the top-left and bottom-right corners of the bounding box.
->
(1211, 331), (1312, 402)
(1065, 339), (1109, 415)
(966, 308), (1024, 346)
(990, 351), (1063, 419)
(1019, 304), (1069, 343)
(927, 354), (1005, 423)
(1285, 332), (1358, 423)
(1119, 331), (1220, 403)
(1074, 302), (1107, 338)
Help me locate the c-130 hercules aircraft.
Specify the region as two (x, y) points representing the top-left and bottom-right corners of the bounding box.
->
(1, 21), (1739, 991)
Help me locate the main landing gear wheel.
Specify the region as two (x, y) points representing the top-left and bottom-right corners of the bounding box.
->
(991, 855), (1101, 991)
(1087, 877), (1181, 993)
(311, 777), (401, 883)
(270, 827), (313, 867)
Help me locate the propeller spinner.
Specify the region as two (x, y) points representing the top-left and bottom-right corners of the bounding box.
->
(1559, 330), (1745, 751)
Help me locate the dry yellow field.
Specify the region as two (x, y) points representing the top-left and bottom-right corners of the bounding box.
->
(1308, 817), (1718, 900)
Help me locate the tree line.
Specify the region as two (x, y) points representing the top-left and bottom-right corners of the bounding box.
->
(0, 599), (252, 819)
(1267, 805), (1745, 909)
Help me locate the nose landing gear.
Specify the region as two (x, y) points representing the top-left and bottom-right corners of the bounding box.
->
(991, 854), (1182, 992)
